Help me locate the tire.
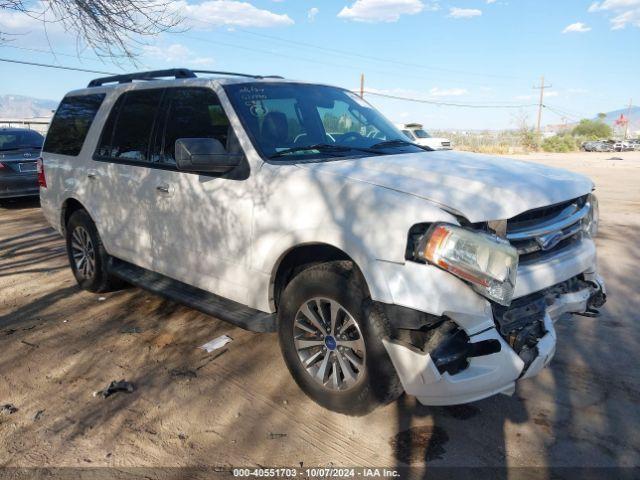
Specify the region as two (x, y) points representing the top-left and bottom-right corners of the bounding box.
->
(65, 209), (122, 293)
(278, 261), (403, 415)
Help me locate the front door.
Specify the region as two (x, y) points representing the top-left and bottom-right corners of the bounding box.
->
(148, 86), (254, 305)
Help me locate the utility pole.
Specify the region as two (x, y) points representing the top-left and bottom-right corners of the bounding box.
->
(360, 73), (365, 99)
(624, 98), (632, 139)
(533, 75), (552, 139)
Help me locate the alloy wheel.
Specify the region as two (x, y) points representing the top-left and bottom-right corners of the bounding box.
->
(293, 297), (366, 391)
(70, 226), (96, 280)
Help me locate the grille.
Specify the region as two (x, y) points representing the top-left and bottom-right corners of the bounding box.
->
(506, 195), (589, 263)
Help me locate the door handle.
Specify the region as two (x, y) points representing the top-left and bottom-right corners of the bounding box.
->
(156, 184), (172, 194)
(87, 170), (99, 180)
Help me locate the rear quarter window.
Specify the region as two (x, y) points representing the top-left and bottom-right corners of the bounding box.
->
(43, 94), (105, 156)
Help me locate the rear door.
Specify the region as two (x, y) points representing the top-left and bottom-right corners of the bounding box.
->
(89, 88), (165, 268)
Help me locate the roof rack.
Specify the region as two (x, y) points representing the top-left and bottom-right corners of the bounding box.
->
(87, 68), (283, 87)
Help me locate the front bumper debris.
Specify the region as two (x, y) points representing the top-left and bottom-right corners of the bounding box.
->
(382, 273), (606, 406)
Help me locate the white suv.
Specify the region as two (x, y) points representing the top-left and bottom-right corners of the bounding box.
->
(39, 69), (606, 414)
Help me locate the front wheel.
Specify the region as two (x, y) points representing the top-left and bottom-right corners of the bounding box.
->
(278, 261), (402, 415)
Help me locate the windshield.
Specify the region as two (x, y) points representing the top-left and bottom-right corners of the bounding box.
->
(224, 83), (426, 161)
(401, 130), (416, 140)
(413, 129), (431, 139)
(0, 130), (44, 151)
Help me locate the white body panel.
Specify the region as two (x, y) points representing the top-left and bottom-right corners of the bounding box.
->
(413, 137), (452, 150)
(39, 76), (604, 407)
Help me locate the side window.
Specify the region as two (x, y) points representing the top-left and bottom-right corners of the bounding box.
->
(43, 94), (105, 156)
(96, 89), (163, 163)
(159, 88), (231, 165)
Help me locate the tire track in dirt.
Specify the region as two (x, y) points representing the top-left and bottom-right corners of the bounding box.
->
(205, 361), (393, 466)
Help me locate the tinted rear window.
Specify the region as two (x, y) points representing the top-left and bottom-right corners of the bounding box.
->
(96, 89), (163, 163)
(0, 130), (44, 150)
(43, 94), (105, 156)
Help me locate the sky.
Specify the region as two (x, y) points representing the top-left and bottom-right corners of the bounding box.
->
(0, 0), (639, 130)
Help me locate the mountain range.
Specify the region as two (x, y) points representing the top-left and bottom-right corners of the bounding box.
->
(593, 106), (640, 133)
(0, 94), (59, 119)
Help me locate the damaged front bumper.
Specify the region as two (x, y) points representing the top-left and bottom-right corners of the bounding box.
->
(382, 273), (606, 406)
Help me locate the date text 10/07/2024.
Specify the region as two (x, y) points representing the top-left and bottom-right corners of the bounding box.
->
(232, 468), (401, 477)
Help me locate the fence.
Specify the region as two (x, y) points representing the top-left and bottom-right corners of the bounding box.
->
(0, 118), (51, 136)
(430, 130), (531, 154)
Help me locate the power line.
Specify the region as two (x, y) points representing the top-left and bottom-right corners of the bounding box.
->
(184, 16), (522, 82)
(0, 57), (579, 115)
(227, 26), (522, 81)
(544, 103), (589, 119)
(0, 57), (116, 75)
(0, 44), (120, 66)
(545, 103), (597, 122)
(181, 33), (500, 87)
(544, 105), (580, 123)
(362, 90), (538, 109)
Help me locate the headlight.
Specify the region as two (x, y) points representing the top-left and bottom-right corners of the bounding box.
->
(415, 224), (519, 306)
(583, 193), (599, 237)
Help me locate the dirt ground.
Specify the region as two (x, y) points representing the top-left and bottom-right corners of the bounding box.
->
(0, 151), (639, 473)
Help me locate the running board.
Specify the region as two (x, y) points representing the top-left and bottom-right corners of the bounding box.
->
(109, 259), (276, 333)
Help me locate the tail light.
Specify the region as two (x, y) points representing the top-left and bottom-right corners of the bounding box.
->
(0, 162), (5, 170)
(36, 157), (47, 188)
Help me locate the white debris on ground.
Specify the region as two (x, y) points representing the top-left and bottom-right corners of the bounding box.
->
(199, 334), (233, 353)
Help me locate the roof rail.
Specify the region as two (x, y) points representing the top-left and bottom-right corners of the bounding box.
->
(87, 69), (196, 87)
(87, 68), (283, 87)
(191, 70), (284, 80)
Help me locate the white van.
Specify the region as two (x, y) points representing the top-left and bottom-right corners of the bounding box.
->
(399, 123), (452, 150)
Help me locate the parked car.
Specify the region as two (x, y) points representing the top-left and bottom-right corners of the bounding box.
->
(0, 127), (45, 199)
(613, 141), (634, 152)
(581, 140), (616, 152)
(40, 69), (606, 414)
(399, 123), (452, 150)
(581, 141), (599, 152)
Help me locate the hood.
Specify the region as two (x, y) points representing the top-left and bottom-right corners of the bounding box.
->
(298, 150), (593, 223)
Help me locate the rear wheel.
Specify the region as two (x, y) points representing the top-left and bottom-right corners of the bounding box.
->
(65, 209), (122, 293)
(278, 261), (402, 415)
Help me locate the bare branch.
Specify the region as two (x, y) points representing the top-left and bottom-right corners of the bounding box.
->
(0, 0), (184, 62)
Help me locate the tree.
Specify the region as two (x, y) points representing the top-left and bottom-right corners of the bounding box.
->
(572, 118), (612, 139)
(0, 0), (182, 61)
(512, 110), (538, 151)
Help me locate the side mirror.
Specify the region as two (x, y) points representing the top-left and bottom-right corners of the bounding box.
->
(175, 138), (242, 174)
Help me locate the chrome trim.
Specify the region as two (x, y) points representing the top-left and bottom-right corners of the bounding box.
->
(518, 236), (586, 266)
(507, 202), (590, 241)
(535, 221), (583, 251)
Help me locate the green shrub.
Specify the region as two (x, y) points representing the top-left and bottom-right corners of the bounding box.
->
(541, 135), (578, 152)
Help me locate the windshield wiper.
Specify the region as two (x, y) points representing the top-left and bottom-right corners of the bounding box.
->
(371, 139), (433, 151)
(269, 143), (383, 159)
